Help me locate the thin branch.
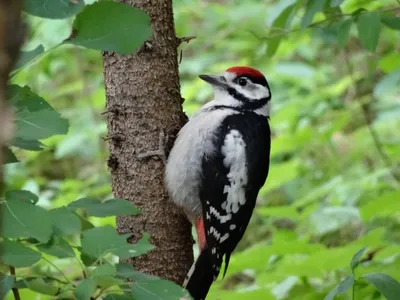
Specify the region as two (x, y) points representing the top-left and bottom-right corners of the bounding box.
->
(252, 7), (400, 41)
(177, 35), (196, 46)
(41, 256), (72, 284)
(342, 49), (400, 184)
(9, 266), (21, 300)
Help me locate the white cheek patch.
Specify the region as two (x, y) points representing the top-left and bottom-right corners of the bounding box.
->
(224, 71), (270, 100)
(236, 84), (270, 100)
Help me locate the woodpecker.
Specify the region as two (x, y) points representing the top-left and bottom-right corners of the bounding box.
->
(165, 66), (271, 300)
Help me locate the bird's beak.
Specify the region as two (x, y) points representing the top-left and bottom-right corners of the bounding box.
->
(199, 75), (228, 89)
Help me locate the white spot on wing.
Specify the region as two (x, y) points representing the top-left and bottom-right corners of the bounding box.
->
(230, 224), (236, 230)
(210, 206), (232, 223)
(183, 261), (196, 288)
(209, 226), (221, 240)
(220, 130), (248, 214)
(220, 233), (229, 243)
(221, 201), (227, 210)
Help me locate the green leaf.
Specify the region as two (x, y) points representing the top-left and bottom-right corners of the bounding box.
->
(50, 207), (82, 236)
(330, 0), (344, 7)
(0, 275), (14, 299)
(12, 45), (44, 72)
(337, 276), (355, 293)
(324, 276), (355, 300)
(13, 279), (27, 289)
(67, 1), (152, 54)
(113, 232), (154, 258)
(350, 246), (367, 272)
(5, 190), (38, 204)
(8, 85), (69, 140)
(81, 226), (154, 259)
(363, 273), (400, 300)
(301, 0), (327, 29)
(25, 278), (59, 296)
(92, 264), (116, 277)
(374, 68), (400, 98)
(3, 147), (18, 164)
(68, 198), (140, 217)
(360, 191), (400, 220)
(15, 109), (69, 140)
(0, 240), (41, 267)
(23, 0), (84, 19)
(74, 278), (96, 300)
(1, 200), (53, 243)
(79, 215), (95, 231)
(80, 252), (97, 266)
(381, 15), (400, 30)
(8, 85), (52, 111)
(337, 18), (353, 48)
(132, 278), (190, 300)
(116, 262), (156, 281)
(10, 138), (45, 151)
(94, 276), (124, 290)
(104, 295), (135, 300)
(266, 0), (297, 57)
(36, 237), (75, 258)
(378, 53), (400, 73)
(357, 12), (381, 52)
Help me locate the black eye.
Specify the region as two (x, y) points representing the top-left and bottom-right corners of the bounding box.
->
(238, 78), (247, 86)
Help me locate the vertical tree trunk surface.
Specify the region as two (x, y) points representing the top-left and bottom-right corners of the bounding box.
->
(102, 0), (193, 284)
(0, 0), (22, 168)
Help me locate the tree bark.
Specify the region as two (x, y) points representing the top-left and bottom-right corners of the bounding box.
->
(102, 0), (193, 284)
(0, 0), (23, 168)
(0, 4), (23, 287)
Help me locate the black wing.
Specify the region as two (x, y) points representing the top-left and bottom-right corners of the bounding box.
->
(199, 112), (271, 277)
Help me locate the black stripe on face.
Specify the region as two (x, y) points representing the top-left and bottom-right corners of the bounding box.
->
(227, 87), (269, 110)
(234, 75), (268, 87)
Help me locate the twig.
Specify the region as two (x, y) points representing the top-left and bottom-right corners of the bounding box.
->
(41, 256), (72, 284)
(342, 49), (400, 184)
(177, 36), (196, 46)
(252, 7), (400, 41)
(9, 266), (21, 300)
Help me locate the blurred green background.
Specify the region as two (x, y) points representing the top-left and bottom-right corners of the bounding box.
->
(6, 0), (400, 299)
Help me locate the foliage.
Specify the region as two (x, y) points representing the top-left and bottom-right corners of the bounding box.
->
(2, 0), (400, 299)
(1, 1), (188, 299)
(0, 193), (188, 299)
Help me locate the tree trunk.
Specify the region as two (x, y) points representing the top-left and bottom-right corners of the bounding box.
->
(0, 3), (23, 282)
(0, 0), (23, 184)
(102, 0), (193, 284)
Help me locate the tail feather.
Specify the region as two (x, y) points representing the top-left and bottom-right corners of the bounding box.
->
(183, 247), (221, 300)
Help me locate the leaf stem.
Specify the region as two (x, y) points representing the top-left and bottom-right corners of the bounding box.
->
(9, 266), (21, 300)
(41, 256), (72, 284)
(10, 43), (62, 78)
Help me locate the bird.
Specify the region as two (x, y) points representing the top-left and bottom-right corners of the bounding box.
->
(165, 66), (271, 300)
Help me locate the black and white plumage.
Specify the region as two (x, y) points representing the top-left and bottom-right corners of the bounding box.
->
(165, 66), (271, 300)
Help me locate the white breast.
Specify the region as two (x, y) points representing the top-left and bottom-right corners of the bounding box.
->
(165, 104), (238, 221)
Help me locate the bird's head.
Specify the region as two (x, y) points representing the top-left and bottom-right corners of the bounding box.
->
(199, 66), (271, 114)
